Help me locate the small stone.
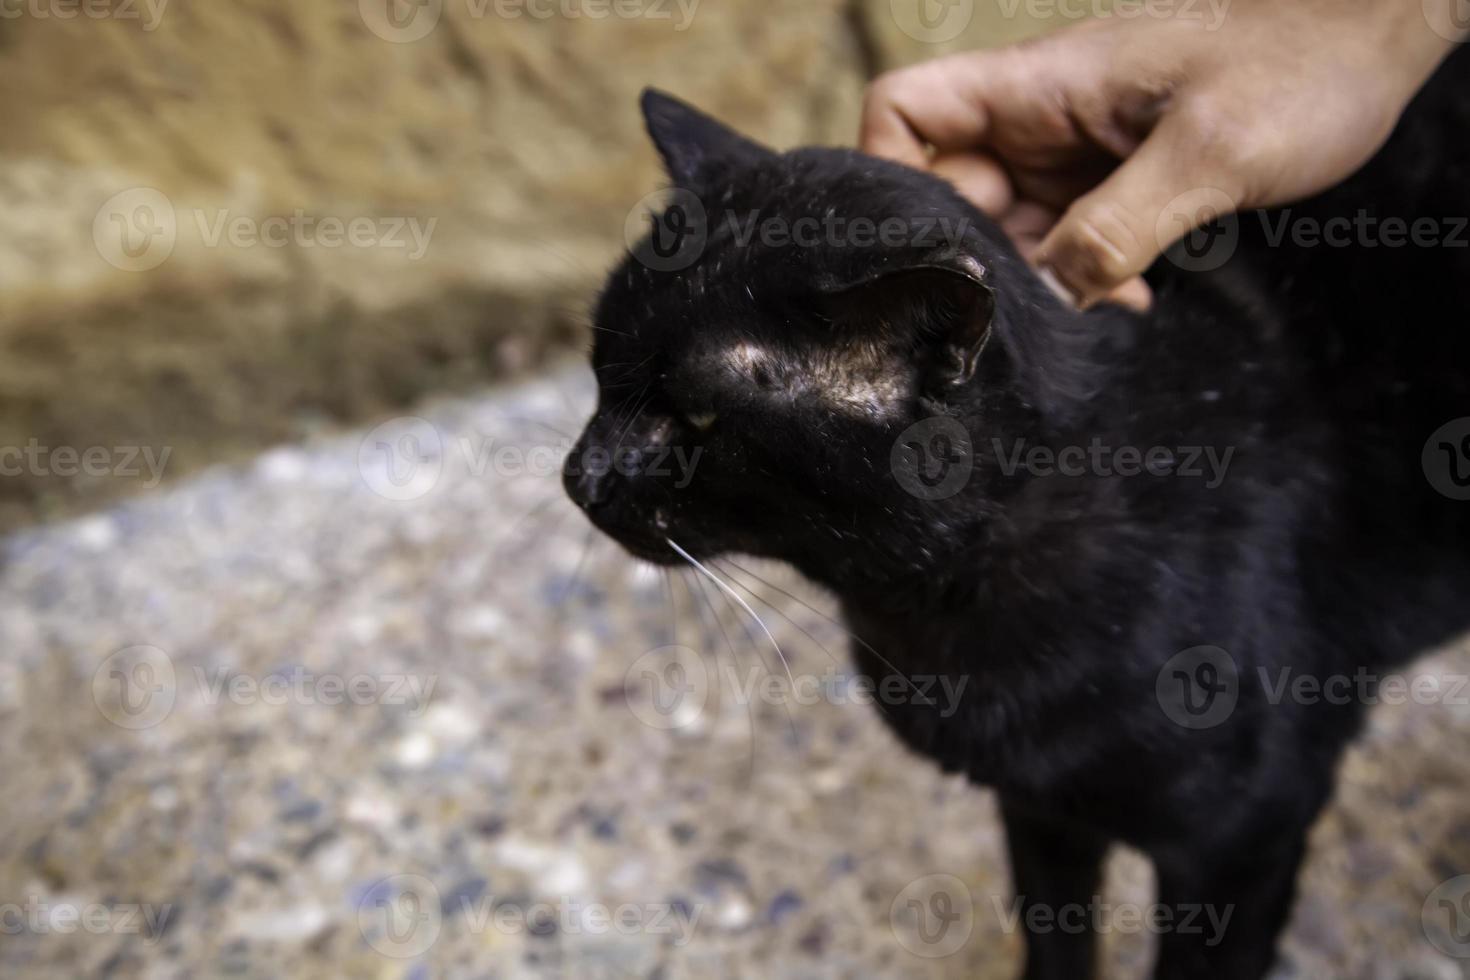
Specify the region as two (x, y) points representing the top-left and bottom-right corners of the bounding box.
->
(716, 896), (753, 931)
(345, 792), (400, 830)
(473, 814), (506, 838)
(450, 605), (507, 638)
(766, 889), (803, 926)
(72, 515), (118, 551)
(394, 731), (436, 769)
(695, 859), (747, 890)
(496, 837), (590, 896)
(422, 703), (479, 743)
(281, 799), (323, 823)
(798, 921), (830, 957)
(258, 448), (309, 483)
(232, 902), (330, 942)
(150, 784), (181, 811)
(439, 876), (488, 916)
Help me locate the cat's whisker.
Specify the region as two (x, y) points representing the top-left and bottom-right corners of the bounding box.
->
(490, 414), (578, 443)
(714, 560), (897, 723)
(556, 525), (599, 606)
(682, 570), (759, 783)
(599, 353), (657, 389)
(695, 564), (802, 752)
(720, 557), (927, 702)
(489, 492), (566, 562)
(610, 386), (654, 452)
(661, 567), (677, 647)
(666, 538), (798, 695)
(603, 376), (649, 433)
(713, 560), (843, 667)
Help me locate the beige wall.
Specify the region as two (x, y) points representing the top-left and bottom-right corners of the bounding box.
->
(0, 0), (1056, 527)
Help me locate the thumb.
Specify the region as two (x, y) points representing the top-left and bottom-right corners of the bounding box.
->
(1035, 113), (1242, 308)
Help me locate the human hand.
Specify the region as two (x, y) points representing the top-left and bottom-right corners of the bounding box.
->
(861, 0), (1466, 309)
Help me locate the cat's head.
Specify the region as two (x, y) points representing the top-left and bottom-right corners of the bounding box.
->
(564, 90), (1089, 596)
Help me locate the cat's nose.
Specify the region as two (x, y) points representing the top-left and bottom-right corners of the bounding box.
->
(564, 447), (615, 512)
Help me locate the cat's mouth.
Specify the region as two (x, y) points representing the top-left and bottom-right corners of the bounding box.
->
(571, 497), (687, 566)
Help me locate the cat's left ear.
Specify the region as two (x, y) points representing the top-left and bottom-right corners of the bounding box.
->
(641, 89), (777, 189)
(821, 252), (996, 390)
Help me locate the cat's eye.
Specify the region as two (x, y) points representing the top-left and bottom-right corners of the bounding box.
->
(686, 411), (717, 432)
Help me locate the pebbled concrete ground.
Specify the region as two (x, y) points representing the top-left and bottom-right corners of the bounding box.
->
(1, 364), (1468, 980)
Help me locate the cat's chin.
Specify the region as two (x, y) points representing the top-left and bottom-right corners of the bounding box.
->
(597, 529), (687, 566)
(609, 531), (731, 570)
(616, 540), (683, 566)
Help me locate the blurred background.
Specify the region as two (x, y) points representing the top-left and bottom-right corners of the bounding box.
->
(2, 1), (1468, 978)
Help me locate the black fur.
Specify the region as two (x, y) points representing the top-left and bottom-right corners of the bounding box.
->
(566, 59), (1470, 979)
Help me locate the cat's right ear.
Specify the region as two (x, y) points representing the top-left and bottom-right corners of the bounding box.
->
(641, 89), (776, 189)
(820, 253), (997, 392)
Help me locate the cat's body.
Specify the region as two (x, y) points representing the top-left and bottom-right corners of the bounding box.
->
(567, 47), (1470, 979)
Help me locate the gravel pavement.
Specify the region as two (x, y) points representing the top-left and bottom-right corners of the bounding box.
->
(1, 365), (1468, 979)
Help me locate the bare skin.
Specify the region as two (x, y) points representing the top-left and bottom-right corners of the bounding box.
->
(861, 0), (1467, 309)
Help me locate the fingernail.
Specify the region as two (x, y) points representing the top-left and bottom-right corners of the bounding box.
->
(1036, 264), (1081, 309)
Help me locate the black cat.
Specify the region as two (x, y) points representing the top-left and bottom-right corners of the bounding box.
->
(564, 48), (1470, 979)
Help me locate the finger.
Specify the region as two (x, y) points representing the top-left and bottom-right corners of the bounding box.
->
(860, 58), (995, 168)
(999, 201), (1058, 242)
(1104, 276), (1154, 312)
(931, 152), (1014, 215)
(1035, 112), (1242, 308)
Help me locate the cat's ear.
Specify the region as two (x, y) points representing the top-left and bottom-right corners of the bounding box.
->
(641, 88), (776, 188)
(821, 253), (996, 389)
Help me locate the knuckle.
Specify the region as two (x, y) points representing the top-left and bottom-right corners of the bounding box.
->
(863, 70), (909, 112)
(1062, 203), (1143, 286)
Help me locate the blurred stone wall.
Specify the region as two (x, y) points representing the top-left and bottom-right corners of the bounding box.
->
(0, 0), (1053, 528)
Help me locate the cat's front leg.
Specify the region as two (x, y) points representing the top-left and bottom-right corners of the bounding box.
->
(999, 797), (1111, 980)
(1149, 827), (1312, 980)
